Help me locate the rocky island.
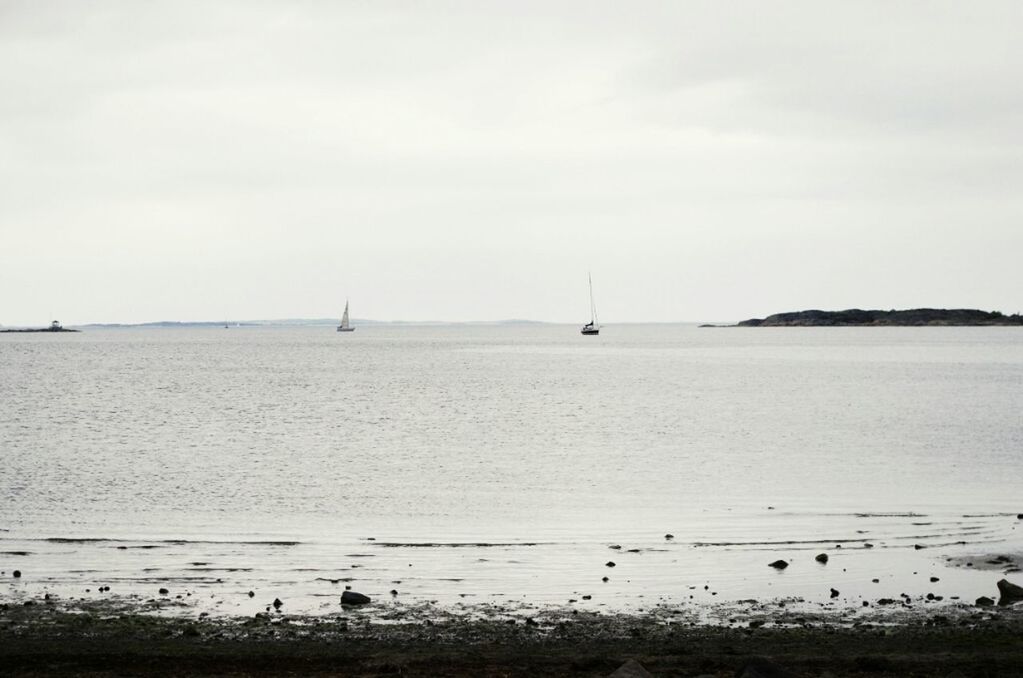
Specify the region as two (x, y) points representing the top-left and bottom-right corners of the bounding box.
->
(736, 308), (1023, 327)
(0, 320), (79, 333)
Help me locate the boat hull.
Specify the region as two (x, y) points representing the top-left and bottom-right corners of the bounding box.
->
(580, 328), (599, 335)
(337, 327), (356, 332)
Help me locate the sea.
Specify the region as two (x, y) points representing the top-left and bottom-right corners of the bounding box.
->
(2, 324), (1021, 619)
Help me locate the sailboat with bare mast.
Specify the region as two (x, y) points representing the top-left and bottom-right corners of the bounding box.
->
(581, 273), (600, 335)
(337, 299), (355, 332)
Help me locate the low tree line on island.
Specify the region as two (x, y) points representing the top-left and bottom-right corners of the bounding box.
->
(736, 308), (1023, 327)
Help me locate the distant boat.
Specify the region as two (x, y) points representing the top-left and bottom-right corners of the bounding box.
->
(581, 274), (600, 335)
(337, 299), (355, 332)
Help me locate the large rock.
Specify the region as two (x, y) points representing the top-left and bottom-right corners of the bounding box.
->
(997, 579), (1023, 604)
(735, 656), (797, 678)
(608, 659), (653, 677)
(815, 553), (828, 564)
(768, 560), (788, 570)
(341, 590), (371, 605)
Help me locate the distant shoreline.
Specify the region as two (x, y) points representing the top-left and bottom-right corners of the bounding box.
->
(707, 308), (1023, 327)
(0, 327), (80, 333)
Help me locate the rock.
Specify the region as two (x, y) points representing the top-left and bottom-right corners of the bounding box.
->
(830, 588), (839, 598)
(815, 553), (828, 564)
(735, 656), (797, 678)
(930, 576), (940, 582)
(749, 620), (765, 628)
(608, 659), (653, 677)
(606, 561), (616, 568)
(248, 590), (255, 598)
(609, 544), (622, 550)
(272, 598), (283, 609)
(602, 576), (610, 582)
(390, 589), (398, 596)
(341, 590), (371, 605)
(975, 596), (995, 606)
(996, 578), (1023, 604)
(1017, 514), (1022, 520)
(768, 560), (788, 570)
(871, 578), (880, 583)
(914, 544), (925, 550)
(158, 588), (169, 595)
(12, 570), (21, 578)
(664, 534), (674, 540)
(582, 594), (592, 600)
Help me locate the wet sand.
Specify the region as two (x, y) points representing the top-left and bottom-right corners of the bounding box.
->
(3, 595), (1023, 677)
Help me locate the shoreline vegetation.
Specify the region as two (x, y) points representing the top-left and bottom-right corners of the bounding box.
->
(2, 599), (1023, 676)
(702, 308), (1023, 328)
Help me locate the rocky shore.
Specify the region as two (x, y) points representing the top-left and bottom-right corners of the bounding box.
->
(3, 594), (1023, 676)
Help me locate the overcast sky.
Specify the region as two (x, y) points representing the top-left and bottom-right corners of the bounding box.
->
(2, 1), (1021, 324)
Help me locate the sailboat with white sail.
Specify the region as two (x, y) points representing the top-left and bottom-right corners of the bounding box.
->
(337, 299), (355, 332)
(581, 273), (600, 335)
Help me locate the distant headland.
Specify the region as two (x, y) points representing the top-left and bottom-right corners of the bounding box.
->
(729, 308), (1023, 327)
(0, 320), (79, 333)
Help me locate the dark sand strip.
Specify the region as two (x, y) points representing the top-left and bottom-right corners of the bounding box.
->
(1, 603), (1022, 677)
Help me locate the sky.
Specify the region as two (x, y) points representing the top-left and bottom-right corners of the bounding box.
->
(2, 1), (1021, 324)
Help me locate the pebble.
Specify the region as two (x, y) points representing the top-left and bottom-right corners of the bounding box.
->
(273, 598), (283, 609)
(606, 561), (616, 568)
(830, 588), (839, 598)
(768, 560), (788, 570)
(12, 570), (21, 578)
(815, 554), (828, 564)
(158, 588), (169, 595)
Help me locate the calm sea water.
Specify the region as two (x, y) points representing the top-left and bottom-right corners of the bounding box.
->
(2, 325), (1021, 618)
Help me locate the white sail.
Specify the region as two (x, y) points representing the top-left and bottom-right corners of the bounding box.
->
(337, 299), (355, 332)
(581, 273), (600, 335)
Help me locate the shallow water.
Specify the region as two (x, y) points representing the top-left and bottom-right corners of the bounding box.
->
(2, 325), (1021, 616)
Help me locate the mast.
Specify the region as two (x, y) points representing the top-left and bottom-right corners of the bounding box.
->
(588, 273), (598, 328)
